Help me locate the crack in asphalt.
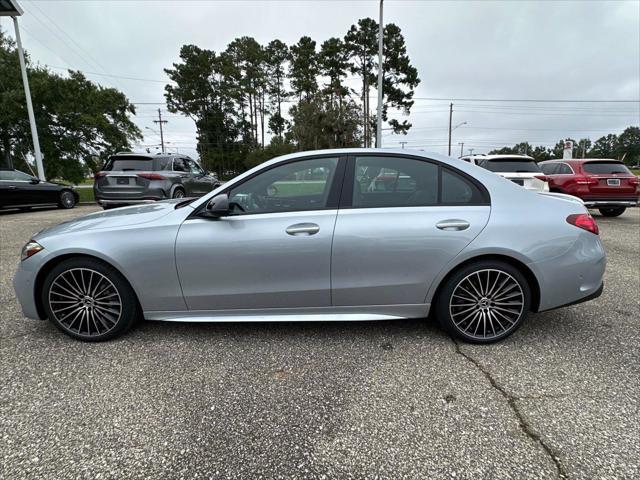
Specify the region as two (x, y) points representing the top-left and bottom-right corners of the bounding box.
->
(452, 338), (569, 480)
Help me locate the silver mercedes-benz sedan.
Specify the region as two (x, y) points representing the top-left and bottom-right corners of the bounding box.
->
(13, 149), (605, 343)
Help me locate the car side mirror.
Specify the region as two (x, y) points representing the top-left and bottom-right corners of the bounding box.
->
(29, 178), (40, 184)
(203, 193), (230, 218)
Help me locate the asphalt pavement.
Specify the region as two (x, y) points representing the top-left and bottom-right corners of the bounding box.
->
(1, 205), (638, 479)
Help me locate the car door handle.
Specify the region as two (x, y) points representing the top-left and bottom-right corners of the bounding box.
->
(436, 219), (470, 231)
(286, 223), (320, 236)
(8, 185), (17, 190)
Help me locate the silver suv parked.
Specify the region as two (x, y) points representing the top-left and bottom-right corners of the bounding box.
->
(94, 153), (220, 209)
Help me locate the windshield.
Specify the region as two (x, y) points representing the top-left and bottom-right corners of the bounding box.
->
(480, 159), (541, 173)
(583, 162), (631, 174)
(103, 157), (153, 171)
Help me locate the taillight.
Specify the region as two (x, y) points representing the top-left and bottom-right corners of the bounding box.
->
(575, 177), (598, 186)
(566, 213), (599, 235)
(137, 172), (166, 180)
(534, 175), (548, 182)
(94, 172), (106, 180)
(629, 177), (639, 186)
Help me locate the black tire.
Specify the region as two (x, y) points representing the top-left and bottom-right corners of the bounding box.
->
(42, 257), (141, 341)
(435, 260), (531, 344)
(172, 187), (186, 199)
(102, 204), (118, 210)
(598, 207), (626, 217)
(58, 190), (76, 209)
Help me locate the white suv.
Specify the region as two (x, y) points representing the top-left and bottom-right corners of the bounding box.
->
(460, 154), (549, 192)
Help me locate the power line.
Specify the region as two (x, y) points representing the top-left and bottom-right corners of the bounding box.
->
(409, 97), (640, 103)
(47, 65), (171, 83)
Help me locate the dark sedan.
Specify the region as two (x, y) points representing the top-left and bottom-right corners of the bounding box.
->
(0, 169), (79, 211)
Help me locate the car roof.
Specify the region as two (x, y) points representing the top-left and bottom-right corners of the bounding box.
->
(541, 158), (623, 164)
(110, 152), (190, 159)
(460, 154), (535, 161)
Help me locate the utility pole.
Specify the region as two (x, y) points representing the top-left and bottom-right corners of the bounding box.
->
(458, 142), (464, 157)
(375, 0), (384, 148)
(11, 15), (45, 179)
(153, 109), (167, 153)
(447, 102), (453, 156)
(399, 141), (407, 149)
(468, 148), (475, 156)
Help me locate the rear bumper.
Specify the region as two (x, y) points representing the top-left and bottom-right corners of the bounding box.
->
(97, 199), (158, 206)
(94, 188), (167, 206)
(582, 199), (638, 208)
(530, 231), (606, 312)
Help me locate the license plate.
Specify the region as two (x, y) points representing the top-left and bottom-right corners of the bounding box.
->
(511, 179), (524, 186)
(607, 179), (620, 186)
(116, 177), (129, 185)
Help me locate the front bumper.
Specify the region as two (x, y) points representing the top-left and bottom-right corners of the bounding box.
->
(13, 256), (45, 320)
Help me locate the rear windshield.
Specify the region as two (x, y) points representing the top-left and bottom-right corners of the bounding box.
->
(583, 162), (631, 174)
(479, 159), (541, 173)
(103, 157), (153, 171)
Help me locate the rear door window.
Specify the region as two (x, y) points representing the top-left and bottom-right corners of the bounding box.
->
(583, 162), (631, 174)
(353, 156), (438, 207)
(480, 159), (541, 173)
(540, 163), (557, 175)
(103, 157), (153, 171)
(173, 158), (188, 172)
(557, 163), (573, 174)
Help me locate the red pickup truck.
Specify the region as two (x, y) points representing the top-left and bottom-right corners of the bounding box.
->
(539, 159), (639, 216)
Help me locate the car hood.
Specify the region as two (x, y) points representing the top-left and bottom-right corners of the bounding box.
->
(34, 200), (185, 240)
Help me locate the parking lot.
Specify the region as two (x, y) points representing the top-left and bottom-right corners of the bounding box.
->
(0, 205), (638, 479)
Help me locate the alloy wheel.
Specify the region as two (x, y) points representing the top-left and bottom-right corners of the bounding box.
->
(61, 191), (75, 208)
(449, 269), (524, 340)
(48, 268), (122, 337)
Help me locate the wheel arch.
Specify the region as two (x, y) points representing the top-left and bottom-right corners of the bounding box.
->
(169, 183), (185, 197)
(34, 253), (142, 319)
(429, 254), (541, 313)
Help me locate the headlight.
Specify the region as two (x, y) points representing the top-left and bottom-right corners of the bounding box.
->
(21, 241), (44, 261)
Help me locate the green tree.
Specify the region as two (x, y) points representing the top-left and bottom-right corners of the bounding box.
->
(374, 23), (420, 142)
(0, 29), (140, 182)
(288, 93), (361, 151)
(588, 134), (618, 159)
(318, 37), (349, 103)
(265, 40), (289, 138)
(344, 18), (420, 147)
(289, 36), (319, 101)
(344, 18), (378, 147)
(615, 126), (640, 165)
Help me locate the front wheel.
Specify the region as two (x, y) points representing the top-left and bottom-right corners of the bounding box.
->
(58, 190), (76, 209)
(598, 207), (626, 217)
(435, 261), (531, 344)
(42, 258), (141, 341)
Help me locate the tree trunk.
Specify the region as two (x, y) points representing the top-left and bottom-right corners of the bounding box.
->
(2, 132), (14, 169)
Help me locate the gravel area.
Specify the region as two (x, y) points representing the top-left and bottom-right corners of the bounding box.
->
(1, 205), (638, 479)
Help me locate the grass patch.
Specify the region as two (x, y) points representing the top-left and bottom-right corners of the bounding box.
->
(76, 188), (95, 203)
(272, 181), (326, 196)
(630, 168), (640, 176)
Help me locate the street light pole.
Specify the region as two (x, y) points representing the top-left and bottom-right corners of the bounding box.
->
(458, 142), (464, 157)
(375, 0), (384, 148)
(447, 103), (453, 156)
(12, 16), (45, 180)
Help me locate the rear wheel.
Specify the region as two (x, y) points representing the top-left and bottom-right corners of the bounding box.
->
(172, 187), (185, 199)
(435, 260), (531, 344)
(58, 190), (76, 209)
(42, 258), (140, 341)
(598, 207), (625, 217)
